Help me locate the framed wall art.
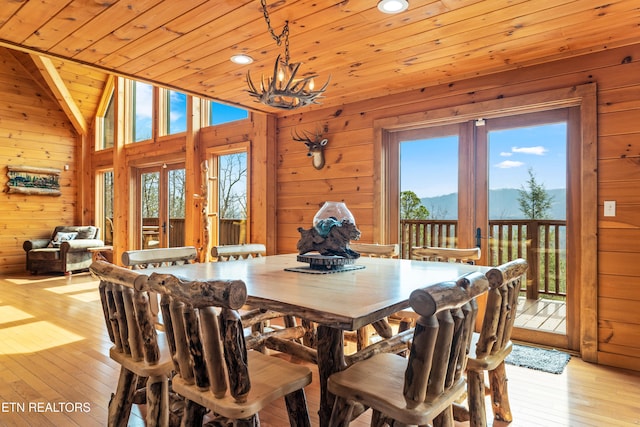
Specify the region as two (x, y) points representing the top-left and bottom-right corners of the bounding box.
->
(6, 165), (61, 196)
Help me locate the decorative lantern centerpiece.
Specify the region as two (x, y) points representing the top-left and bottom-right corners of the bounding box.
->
(294, 202), (362, 272)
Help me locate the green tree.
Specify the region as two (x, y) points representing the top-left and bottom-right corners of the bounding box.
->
(517, 168), (554, 219)
(401, 190), (429, 219)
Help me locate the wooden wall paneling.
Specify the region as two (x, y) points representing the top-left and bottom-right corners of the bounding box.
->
(0, 48), (78, 273)
(250, 113), (277, 254)
(598, 229), (640, 253)
(597, 158), (640, 183)
(597, 134), (640, 159)
(599, 274), (640, 301)
(278, 176), (375, 197)
(599, 181), (640, 205)
(598, 85), (640, 114)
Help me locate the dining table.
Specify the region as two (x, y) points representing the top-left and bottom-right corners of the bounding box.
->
(147, 253), (489, 426)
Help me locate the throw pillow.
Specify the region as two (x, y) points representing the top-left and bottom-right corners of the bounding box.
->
(48, 231), (78, 248)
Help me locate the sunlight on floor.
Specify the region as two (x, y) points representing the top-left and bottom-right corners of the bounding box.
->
(44, 280), (101, 302)
(44, 282), (98, 294)
(0, 320), (85, 355)
(6, 275), (68, 285)
(69, 291), (101, 302)
(0, 305), (34, 324)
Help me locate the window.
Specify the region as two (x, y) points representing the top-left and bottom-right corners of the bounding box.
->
(209, 101), (248, 126)
(95, 78), (115, 151)
(161, 90), (187, 135)
(205, 145), (249, 250)
(131, 81), (153, 142)
(96, 170), (114, 245)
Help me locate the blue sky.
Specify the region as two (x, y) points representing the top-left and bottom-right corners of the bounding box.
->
(133, 83), (248, 141)
(401, 122), (567, 198)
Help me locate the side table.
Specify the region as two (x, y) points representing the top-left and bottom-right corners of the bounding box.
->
(88, 246), (113, 263)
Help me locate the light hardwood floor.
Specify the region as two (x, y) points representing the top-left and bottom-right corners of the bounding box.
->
(0, 272), (638, 426)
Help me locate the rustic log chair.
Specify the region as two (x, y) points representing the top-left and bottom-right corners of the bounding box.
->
(465, 258), (528, 427)
(122, 246), (198, 325)
(90, 259), (175, 427)
(348, 243), (400, 350)
(145, 271), (313, 427)
(210, 243), (266, 261)
(412, 246), (482, 264)
(327, 272), (489, 427)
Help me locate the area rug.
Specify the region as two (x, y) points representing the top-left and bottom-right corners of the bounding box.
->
(505, 344), (571, 374)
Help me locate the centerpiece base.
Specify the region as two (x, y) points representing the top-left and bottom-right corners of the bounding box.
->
(285, 254), (365, 274)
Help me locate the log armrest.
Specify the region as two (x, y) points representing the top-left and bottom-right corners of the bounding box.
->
(61, 239), (105, 252)
(23, 239), (51, 251)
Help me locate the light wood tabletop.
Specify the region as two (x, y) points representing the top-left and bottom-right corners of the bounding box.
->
(148, 253), (489, 426)
(148, 253), (487, 330)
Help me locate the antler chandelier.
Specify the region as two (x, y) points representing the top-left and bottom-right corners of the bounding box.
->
(246, 0), (330, 110)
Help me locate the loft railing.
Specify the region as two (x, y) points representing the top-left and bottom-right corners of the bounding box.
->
(400, 219), (567, 300)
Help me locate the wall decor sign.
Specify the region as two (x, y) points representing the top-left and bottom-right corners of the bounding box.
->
(6, 165), (61, 196)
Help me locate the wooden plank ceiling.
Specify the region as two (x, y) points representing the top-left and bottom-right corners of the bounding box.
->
(0, 0), (639, 115)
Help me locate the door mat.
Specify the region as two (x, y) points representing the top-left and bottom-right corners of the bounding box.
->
(505, 344), (571, 374)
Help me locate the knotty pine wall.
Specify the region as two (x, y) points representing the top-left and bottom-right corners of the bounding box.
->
(0, 48), (79, 274)
(275, 43), (640, 371)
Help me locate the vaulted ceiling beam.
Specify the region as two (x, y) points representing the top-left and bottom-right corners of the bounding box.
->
(29, 54), (87, 135)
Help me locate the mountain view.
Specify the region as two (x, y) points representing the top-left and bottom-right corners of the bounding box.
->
(421, 188), (566, 220)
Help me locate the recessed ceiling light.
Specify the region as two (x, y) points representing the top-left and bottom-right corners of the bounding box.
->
(230, 54), (254, 65)
(377, 0), (409, 14)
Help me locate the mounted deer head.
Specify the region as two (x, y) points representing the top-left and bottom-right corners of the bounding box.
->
(292, 128), (329, 170)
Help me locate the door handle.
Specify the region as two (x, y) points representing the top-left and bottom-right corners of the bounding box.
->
(475, 228), (482, 248)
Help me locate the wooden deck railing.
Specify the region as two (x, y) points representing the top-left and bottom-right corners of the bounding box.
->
(400, 219), (567, 300)
(142, 218), (246, 248)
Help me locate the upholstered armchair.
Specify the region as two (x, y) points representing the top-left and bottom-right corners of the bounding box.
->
(23, 225), (103, 275)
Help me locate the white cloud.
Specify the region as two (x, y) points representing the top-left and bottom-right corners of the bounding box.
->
(500, 151), (512, 157)
(135, 82), (153, 119)
(512, 146), (547, 155)
(496, 160), (524, 169)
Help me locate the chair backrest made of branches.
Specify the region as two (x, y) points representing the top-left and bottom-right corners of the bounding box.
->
(465, 258), (528, 427)
(412, 246), (481, 264)
(145, 272), (313, 426)
(211, 243), (266, 262)
(349, 242), (399, 258)
(406, 272), (489, 406)
(122, 246), (198, 269)
(474, 258), (528, 359)
(90, 259), (173, 425)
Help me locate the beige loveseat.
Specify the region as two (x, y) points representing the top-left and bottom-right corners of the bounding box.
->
(23, 225), (103, 275)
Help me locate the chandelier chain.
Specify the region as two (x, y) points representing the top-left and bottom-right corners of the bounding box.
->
(260, 0), (290, 64)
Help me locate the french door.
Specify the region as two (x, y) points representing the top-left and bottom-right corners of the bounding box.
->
(136, 163), (186, 249)
(393, 109), (576, 350)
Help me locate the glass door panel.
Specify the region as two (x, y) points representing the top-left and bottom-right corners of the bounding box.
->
(140, 170), (160, 249)
(397, 124), (470, 258)
(167, 167), (186, 247)
(484, 115), (568, 337)
(138, 164), (185, 249)
(216, 152), (247, 245)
